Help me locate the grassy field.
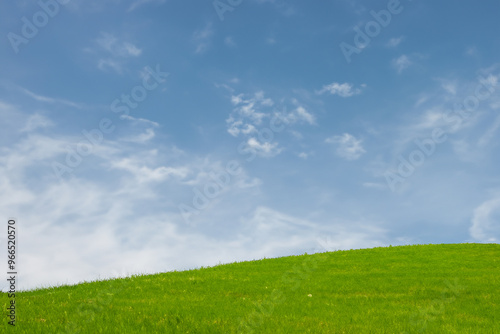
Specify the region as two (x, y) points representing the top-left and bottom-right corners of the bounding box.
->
(1, 243), (499, 333)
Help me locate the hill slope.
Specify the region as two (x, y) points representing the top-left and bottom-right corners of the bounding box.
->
(2, 243), (499, 333)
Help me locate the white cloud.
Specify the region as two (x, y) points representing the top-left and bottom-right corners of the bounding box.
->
(326, 133), (366, 160)
(225, 91), (316, 162)
(316, 82), (364, 97)
(91, 32), (142, 74)
(385, 68), (500, 166)
(362, 182), (387, 190)
(290, 130), (303, 140)
(247, 137), (282, 157)
(277, 106), (315, 125)
(438, 79), (458, 95)
(478, 114), (500, 147)
(480, 73), (499, 88)
(450, 139), (482, 163)
(240, 102), (265, 123)
(470, 197), (500, 242)
(18, 86), (83, 109)
(255, 91), (274, 106)
(231, 94), (244, 105)
(226, 92), (271, 137)
(294, 106), (315, 124)
(392, 55), (412, 74)
(243, 206), (388, 255)
(120, 128), (156, 143)
(465, 46), (479, 57)
(96, 33), (142, 58)
(122, 43), (142, 57)
(21, 114), (54, 132)
(417, 108), (450, 130)
(109, 156), (189, 183)
(120, 114), (160, 127)
(0, 111), (268, 290)
(98, 58), (124, 74)
(298, 152), (309, 159)
(227, 119), (257, 137)
(193, 23), (214, 54)
(387, 36), (404, 48)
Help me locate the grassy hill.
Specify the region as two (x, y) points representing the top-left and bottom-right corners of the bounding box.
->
(2, 243), (499, 333)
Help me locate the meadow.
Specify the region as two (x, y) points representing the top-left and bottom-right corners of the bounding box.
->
(2, 243), (498, 333)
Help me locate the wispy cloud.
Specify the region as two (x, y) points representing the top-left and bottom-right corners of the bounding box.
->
(440, 80), (458, 95)
(226, 91), (272, 137)
(119, 115), (160, 144)
(4, 0), (500, 293)
(316, 82), (365, 97)
(465, 46), (479, 57)
(90, 32), (142, 73)
(97, 58), (124, 73)
(109, 156), (189, 183)
(392, 55), (412, 74)
(226, 90), (315, 139)
(224, 90), (317, 160)
(298, 152), (310, 159)
(96, 33), (142, 57)
(0, 110), (270, 289)
(478, 114), (500, 147)
(362, 182), (387, 190)
(470, 197), (500, 242)
(278, 106), (316, 125)
(387, 36), (404, 48)
(246, 137), (282, 157)
(193, 23), (214, 54)
(244, 206), (387, 255)
(20, 114), (54, 133)
(326, 133), (366, 160)
(18, 86), (84, 109)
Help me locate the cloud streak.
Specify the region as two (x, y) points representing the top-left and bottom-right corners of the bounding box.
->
(326, 133), (366, 160)
(316, 82), (365, 97)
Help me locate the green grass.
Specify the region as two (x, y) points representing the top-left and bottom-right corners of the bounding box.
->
(2, 243), (499, 333)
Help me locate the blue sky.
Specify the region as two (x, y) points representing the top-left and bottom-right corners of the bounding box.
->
(1, 0), (500, 290)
